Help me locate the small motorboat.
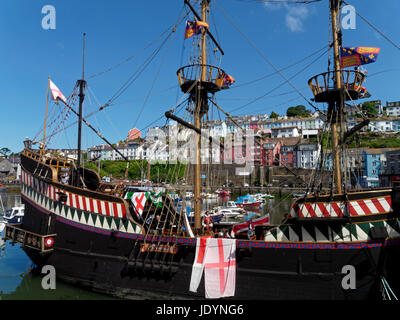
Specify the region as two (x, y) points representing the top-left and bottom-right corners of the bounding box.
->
(212, 201), (246, 218)
(252, 193), (274, 203)
(235, 194), (263, 209)
(187, 209), (224, 224)
(3, 203), (25, 224)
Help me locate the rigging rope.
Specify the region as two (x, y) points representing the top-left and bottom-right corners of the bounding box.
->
(227, 46), (329, 114)
(214, 0), (320, 113)
(342, 0), (400, 52)
(231, 45), (329, 90)
(87, 7), (188, 80)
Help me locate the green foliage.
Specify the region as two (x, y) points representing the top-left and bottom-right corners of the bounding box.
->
(270, 111), (279, 119)
(347, 135), (400, 148)
(286, 105), (311, 117)
(83, 160), (186, 183)
(0, 147), (11, 157)
(361, 101), (378, 118)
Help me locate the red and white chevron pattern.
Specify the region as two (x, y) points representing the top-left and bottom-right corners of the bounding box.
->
(21, 170), (127, 219)
(290, 196), (392, 218)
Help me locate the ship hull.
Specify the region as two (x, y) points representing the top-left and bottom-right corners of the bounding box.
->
(14, 151), (400, 300)
(20, 193), (400, 300)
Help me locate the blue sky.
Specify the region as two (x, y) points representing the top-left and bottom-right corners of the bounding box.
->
(1, 0), (399, 153)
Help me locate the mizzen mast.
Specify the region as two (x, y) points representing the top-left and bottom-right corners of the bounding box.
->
(76, 33), (87, 188)
(308, 0), (367, 194)
(330, 0), (343, 194)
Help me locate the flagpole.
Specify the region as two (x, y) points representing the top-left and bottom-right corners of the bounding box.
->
(42, 76), (51, 158)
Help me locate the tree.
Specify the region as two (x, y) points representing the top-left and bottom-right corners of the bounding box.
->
(270, 111), (279, 119)
(361, 101), (378, 118)
(286, 105), (311, 117)
(0, 147), (11, 158)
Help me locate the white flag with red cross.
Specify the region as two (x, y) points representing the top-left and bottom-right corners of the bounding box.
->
(189, 237), (236, 299)
(131, 192), (147, 216)
(49, 79), (67, 104)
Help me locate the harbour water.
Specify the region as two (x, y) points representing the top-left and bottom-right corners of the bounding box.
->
(0, 191), (292, 300)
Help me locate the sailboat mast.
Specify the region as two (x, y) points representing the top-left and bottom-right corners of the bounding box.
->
(194, 0), (209, 233)
(330, 0), (343, 194)
(76, 33), (87, 187)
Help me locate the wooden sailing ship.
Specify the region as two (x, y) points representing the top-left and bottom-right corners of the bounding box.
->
(4, 0), (400, 299)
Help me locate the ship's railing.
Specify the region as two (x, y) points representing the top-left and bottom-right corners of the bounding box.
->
(308, 70), (366, 97)
(177, 64), (229, 91)
(22, 148), (73, 181)
(3, 224), (56, 253)
(22, 148), (72, 170)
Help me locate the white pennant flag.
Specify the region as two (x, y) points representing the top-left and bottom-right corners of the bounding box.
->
(49, 79), (67, 103)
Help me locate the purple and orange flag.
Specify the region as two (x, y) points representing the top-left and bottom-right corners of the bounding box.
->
(340, 46), (380, 68)
(184, 20), (209, 39)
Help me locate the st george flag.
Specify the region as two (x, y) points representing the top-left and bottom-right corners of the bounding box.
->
(49, 80), (67, 104)
(189, 237), (236, 299)
(125, 192), (147, 216)
(340, 46), (380, 68)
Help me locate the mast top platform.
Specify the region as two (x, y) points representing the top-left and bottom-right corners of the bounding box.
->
(308, 70), (369, 103)
(177, 64), (230, 94)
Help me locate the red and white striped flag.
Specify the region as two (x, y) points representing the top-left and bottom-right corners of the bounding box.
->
(231, 214), (270, 236)
(49, 80), (67, 103)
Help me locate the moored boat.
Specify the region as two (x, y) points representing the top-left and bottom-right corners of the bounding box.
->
(235, 194), (263, 209)
(3, 203), (25, 224)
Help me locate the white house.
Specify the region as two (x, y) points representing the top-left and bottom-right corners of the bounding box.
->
(386, 101), (400, 116)
(296, 144), (321, 169)
(270, 127), (299, 138)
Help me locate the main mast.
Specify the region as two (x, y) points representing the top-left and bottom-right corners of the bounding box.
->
(172, 0), (229, 234)
(330, 0), (343, 194)
(193, 0), (209, 233)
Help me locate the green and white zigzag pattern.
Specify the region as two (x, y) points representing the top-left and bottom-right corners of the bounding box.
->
(21, 184), (142, 235)
(264, 219), (400, 243)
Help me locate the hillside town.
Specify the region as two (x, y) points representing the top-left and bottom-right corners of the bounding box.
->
(81, 100), (400, 188)
(2, 100), (400, 189)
